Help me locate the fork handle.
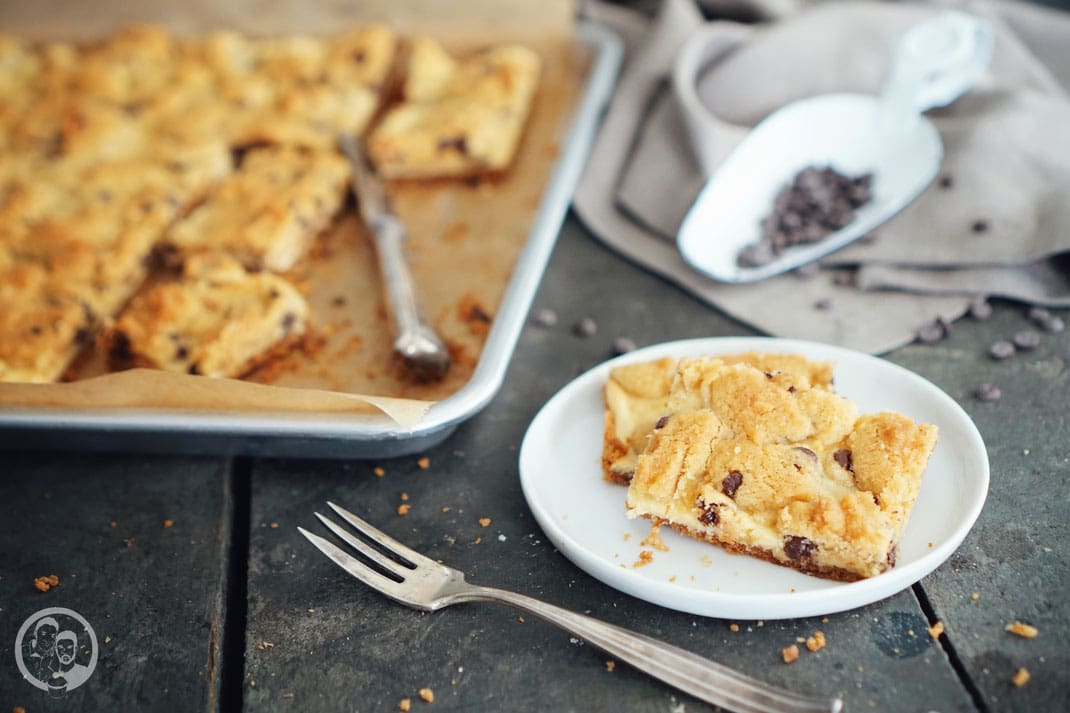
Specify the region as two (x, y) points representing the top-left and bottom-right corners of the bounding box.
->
(457, 586), (841, 713)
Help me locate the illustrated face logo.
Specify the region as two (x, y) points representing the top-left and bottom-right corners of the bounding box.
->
(14, 608), (98, 695)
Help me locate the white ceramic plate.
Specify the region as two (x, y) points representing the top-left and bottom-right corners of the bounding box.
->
(519, 337), (988, 620)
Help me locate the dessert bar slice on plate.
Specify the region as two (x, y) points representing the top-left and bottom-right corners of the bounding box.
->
(625, 356), (937, 581)
(368, 37), (541, 179)
(113, 254), (308, 378)
(602, 352), (836, 484)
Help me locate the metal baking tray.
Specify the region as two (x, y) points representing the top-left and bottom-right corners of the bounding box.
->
(0, 21), (622, 459)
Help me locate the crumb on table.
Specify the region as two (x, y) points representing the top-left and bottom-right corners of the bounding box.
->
(605, 660), (616, 671)
(782, 644), (800, 664)
(398, 504), (412, 516)
(417, 457), (430, 469)
(478, 517), (491, 528)
(418, 687), (434, 703)
(805, 631), (826, 652)
(1005, 621), (1039, 639)
(928, 621), (945, 639)
(1012, 667), (1031, 687)
(34, 574), (60, 592)
(399, 698), (412, 711)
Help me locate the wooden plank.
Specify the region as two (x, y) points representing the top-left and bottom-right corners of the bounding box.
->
(241, 222), (975, 712)
(0, 452), (233, 713)
(891, 302), (1070, 713)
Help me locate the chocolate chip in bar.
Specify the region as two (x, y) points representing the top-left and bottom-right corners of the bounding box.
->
(722, 470), (744, 499)
(784, 535), (817, 561)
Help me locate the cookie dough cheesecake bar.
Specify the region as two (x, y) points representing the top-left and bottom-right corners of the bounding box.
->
(624, 356), (938, 581)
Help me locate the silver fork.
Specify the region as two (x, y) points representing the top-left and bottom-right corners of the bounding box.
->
(300, 502), (842, 713)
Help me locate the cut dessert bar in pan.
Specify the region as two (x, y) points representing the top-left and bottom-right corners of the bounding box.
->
(112, 254), (308, 379)
(164, 145), (348, 273)
(368, 37), (541, 179)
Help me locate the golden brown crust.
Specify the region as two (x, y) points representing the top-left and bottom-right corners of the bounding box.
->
(648, 516), (869, 583)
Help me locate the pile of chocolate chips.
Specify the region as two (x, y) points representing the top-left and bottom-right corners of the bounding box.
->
(738, 166), (874, 267)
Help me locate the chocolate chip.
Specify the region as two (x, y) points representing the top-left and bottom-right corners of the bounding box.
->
(971, 219), (989, 234)
(833, 449), (853, 472)
(612, 337), (637, 356)
(1027, 307), (1052, 324)
(974, 383), (1001, 402)
(145, 243), (184, 272)
(572, 317), (597, 338)
(831, 271), (855, 287)
(739, 165), (874, 266)
(188, 363), (201, 375)
(281, 312), (297, 332)
(697, 499), (719, 526)
(784, 535), (817, 561)
(531, 308), (557, 328)
(1040, 315), (1065, 334)
(175, 345), (189, 360)
(916, 319), (946, 344)
(794, 446), (818, 462)
(468, 305), (492, 323)
(436, 136), (468, 154)
(1013, 330), (1040, 351)
(110, 331), (133, 364)
(74, 327), (94, 345)
(1028, 307), (1065, 333)
(737, 240), (775, 268)
(722, 471), (743, 499)
(988, 340), (1015, 360)
(969, 296), (992, 321)
(654, 416), (669, 430)
(787, 385), (796, 394)
(938, 175), (954, 189)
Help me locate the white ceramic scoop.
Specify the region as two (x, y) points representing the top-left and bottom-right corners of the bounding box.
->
(674, 11), (993, 284)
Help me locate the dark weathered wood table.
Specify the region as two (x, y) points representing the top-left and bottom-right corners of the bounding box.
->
(2, 216), (1068, 713)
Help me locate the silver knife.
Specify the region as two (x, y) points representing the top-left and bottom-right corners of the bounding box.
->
(338, 134), (451, 381)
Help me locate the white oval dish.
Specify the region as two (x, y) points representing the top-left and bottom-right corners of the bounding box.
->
(519, 337), (988, 620)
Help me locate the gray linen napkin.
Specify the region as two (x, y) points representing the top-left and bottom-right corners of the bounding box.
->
(575, 0), (1070, 354)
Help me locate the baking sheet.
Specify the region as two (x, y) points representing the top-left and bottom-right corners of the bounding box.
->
(0, 21), (623, 457)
